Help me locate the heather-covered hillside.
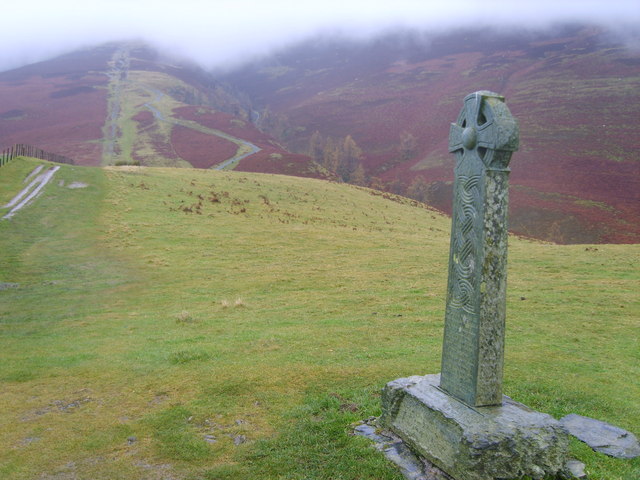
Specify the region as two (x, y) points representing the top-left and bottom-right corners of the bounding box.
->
(0, 45), (113, 165)
(220, 25), (640, 243)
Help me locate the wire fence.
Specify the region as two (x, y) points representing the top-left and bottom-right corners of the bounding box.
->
(0, 144), (75, 167)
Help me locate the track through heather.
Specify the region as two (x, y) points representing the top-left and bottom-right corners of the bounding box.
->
(142, 87), (261, 170)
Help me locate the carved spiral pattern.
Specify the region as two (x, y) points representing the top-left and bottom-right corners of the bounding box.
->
(449, 174), (481, 314)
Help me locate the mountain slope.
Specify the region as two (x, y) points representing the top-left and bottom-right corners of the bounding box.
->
(0, 43), (328, 179)
(219, 25), (640, 243)
(0, 45), (112, 165)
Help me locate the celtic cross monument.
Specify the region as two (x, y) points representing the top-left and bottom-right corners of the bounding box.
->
(440, 91), (518, 407)
(380, 92), (570, 480)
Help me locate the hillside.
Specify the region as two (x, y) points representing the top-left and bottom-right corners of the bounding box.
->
(0, 42), (328, 179)
(1, 26), (638, 244)
(0, 44), (111, 164)
(219, 25), (640, 244)
(0, 158), (638, 479)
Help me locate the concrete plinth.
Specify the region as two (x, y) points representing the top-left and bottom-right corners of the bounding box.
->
(380, 374), (570, 480)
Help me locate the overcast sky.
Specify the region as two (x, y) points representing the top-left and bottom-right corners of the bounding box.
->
(1, 0), (638, 72)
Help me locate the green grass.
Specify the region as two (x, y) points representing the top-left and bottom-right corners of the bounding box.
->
(0, 157), (638, 479)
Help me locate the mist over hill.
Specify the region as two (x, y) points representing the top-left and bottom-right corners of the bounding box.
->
(0, 24), (638, 243)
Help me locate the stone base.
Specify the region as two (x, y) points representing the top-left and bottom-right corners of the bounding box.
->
(380, 374), (570, 480)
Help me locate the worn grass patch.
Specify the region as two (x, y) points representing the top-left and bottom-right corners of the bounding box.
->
(145, 405), (212, 461)
(0, 157), (638, 479)
(206, 387), (401, 480)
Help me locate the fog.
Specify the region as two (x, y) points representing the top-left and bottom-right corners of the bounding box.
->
(1, 0), (638, 72)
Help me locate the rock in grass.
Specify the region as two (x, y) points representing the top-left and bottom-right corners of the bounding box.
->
(562, 459), (587, 479)
(560, 413), (640, 459)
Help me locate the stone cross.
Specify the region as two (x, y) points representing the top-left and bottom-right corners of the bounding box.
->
(381, 93), (568, 480)
(439, 91), (519, 407)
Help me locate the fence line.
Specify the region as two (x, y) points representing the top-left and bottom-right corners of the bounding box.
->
(0, 144), (75, 167)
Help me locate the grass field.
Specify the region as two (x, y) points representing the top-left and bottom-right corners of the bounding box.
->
(1, 157), (638, 479)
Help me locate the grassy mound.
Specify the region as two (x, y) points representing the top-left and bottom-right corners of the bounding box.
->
(1, 158), (638, 479)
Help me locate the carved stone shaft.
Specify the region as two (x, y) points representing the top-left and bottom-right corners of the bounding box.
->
(380, 92), (569, 480)
(440, 91), (519, 407)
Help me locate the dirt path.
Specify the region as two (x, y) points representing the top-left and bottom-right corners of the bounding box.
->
(2, 166), (60, 219)
(102, 46), (131, 164)
(142, 86), (261, 170)
(102, 48), (261, 169)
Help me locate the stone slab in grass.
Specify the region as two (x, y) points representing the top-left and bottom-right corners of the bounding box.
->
(560, 413), (640, 459)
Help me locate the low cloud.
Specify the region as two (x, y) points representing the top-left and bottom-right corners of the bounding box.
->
(1, 0), (638, 71)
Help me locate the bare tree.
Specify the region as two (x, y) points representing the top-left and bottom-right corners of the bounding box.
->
(399, 131), (417, 161)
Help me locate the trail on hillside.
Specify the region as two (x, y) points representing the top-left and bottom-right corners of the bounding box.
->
(2, 165), (60, 219)
(142, 87), (261, 170)
(102, 46), (131, 164)
(102, 47), (261, 169)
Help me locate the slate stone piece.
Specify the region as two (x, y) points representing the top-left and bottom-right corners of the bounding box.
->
(560, 413), (640, 459)
(354, 421), (451, 480)
(380, 375), (570, 480)
(562, 459), (587, 479)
